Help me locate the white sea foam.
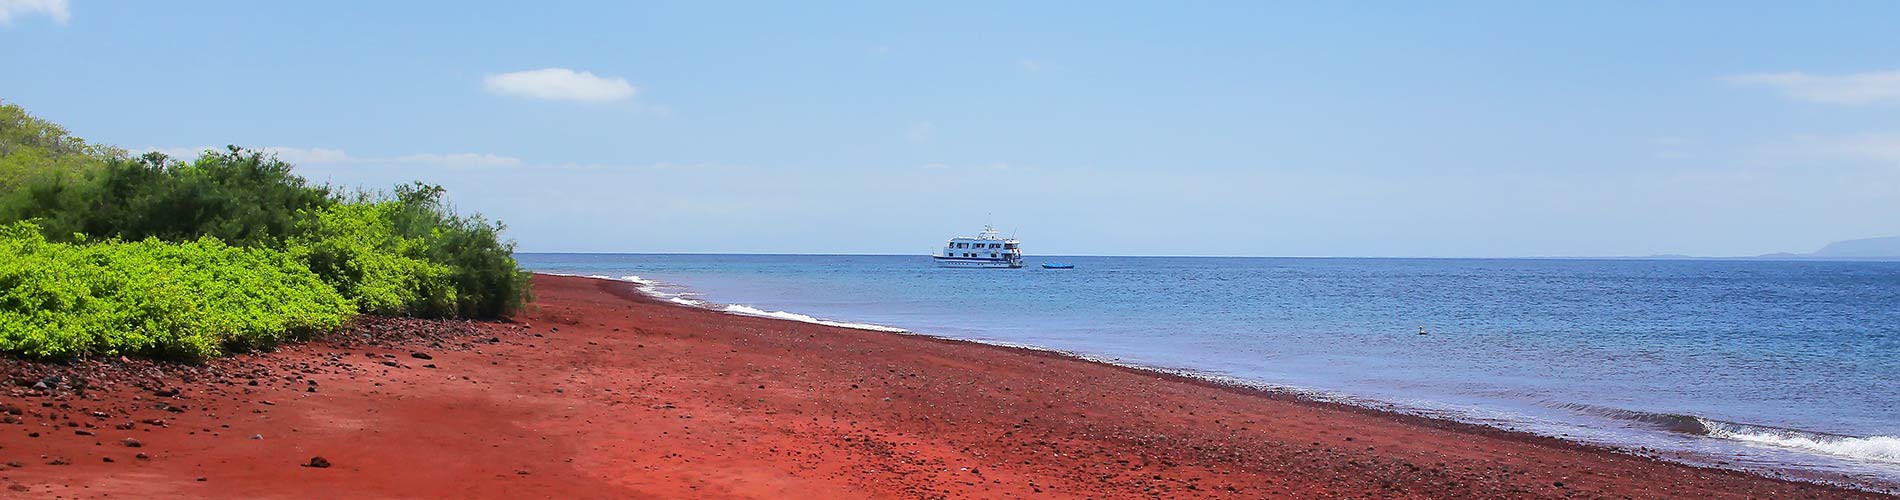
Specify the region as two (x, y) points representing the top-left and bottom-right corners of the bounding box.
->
(586, 274), (905, 332)
(613, 275), (706, 306)
(1703, 420), (1900, 464)
(720, 304), (910, 333)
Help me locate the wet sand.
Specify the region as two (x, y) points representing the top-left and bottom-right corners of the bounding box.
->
(0, 274), (1884, 498)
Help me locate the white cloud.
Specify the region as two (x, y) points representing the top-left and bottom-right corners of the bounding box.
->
(1800, 133), (1900, 162)
(919, 162), (1010, 170)
(1723, 70), (1900, 105)
(263, 146), (352, 165)
(147, 146), (521, 167)
(483, 68), (636, 103)
(0, 0), (69, 25)
(393, 153), (522, 167)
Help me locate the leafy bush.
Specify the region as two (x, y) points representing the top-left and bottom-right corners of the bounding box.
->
(289, 201), (458, 317)
(2, 148), (334, 246)
(0, 222), (355, 359)
(386, 183), (531, 318)
(0, 103), (530, 360)
(0, 99), (120, 189)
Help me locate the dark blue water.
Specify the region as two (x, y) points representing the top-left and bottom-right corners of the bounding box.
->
(519, 254), (1900, 488)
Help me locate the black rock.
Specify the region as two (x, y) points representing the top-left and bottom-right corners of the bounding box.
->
(123, 438), (142, 448)
(410, 352), (433, 360)
(305, 456), (331, 468)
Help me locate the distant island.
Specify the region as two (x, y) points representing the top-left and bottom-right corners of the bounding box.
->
(1763, 236), (1900, 260)
(1630, 236), (1900, 261)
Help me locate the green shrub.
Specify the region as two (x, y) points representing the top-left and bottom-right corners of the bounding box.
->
(0, 99), (119, 190)
(0, 222), (355, 359)
(0, 103), (531, 361)
(387, 183), (530, 319)
(290, 201), (458, 316)
(0, 148), (335, 246)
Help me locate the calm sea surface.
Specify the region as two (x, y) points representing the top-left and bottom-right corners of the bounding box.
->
(518, 253), (1900, 488)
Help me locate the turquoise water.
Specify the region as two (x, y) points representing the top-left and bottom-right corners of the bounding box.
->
(518, 253), (1900, 489)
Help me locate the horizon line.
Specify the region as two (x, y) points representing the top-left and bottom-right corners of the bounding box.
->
(512, 251), (1900, 262)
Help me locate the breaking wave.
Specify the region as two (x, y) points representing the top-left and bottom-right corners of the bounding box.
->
(602, 274), (908, 333)
(615, 275), (706, 306)
(718, 304), (910, 333)
(1702, 422), (1900, 464)
(1551, 402), (1900, 464)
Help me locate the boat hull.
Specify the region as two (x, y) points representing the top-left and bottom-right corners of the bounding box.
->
(932, 256), (1024, 268)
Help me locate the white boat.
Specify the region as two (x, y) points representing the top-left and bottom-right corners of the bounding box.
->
(932, 225), (1024, 268)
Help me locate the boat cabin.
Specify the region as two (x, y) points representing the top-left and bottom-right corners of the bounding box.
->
(932, 225), (1023, 268)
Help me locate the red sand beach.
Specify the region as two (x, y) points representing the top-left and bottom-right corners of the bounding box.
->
(0, 274), (1884, 498)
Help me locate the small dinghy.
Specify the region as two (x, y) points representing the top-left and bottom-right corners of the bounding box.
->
(1041, 263), (1074, 269)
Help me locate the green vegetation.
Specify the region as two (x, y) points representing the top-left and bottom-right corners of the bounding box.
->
(2, 148), (335, 246)
(0, 222), (354, 359)
(0, 100), (529, 360)
(0, 102), (120, 189)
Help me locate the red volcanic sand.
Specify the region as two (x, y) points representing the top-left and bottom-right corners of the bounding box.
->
(0, 274), (1885, 499)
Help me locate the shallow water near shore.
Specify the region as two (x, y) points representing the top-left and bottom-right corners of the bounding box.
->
(519, 253), (1900, 488)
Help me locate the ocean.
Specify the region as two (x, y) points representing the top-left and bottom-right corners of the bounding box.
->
(517, 253), (1900, 489)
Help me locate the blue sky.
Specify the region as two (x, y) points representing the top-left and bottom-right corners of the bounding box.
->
(3, 1), (1898, 256)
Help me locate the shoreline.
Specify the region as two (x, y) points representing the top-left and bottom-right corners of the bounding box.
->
(591, 271), (1900, 491)
(0, 273), (1888, 498)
